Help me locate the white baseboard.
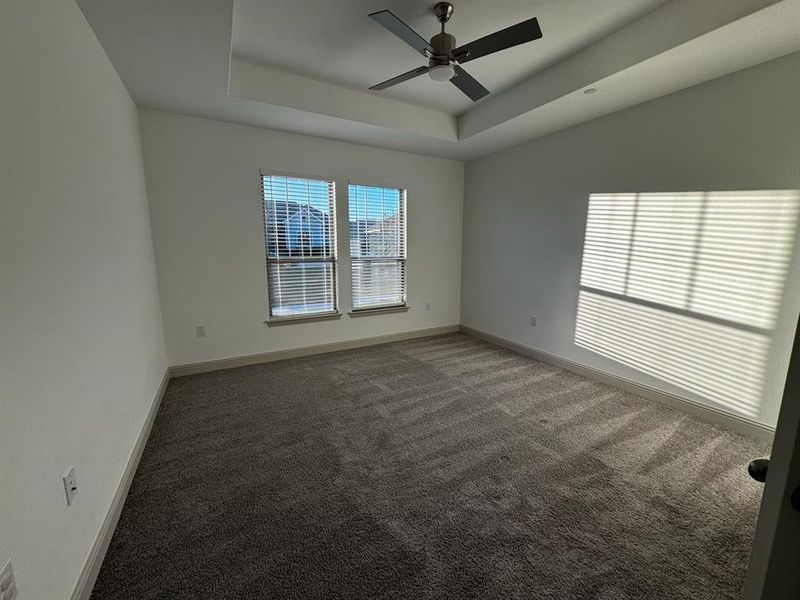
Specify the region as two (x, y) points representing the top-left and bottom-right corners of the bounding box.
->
(460, 324), (775, 442)
(170, 324), (461, 377)
(70, 367), (171, 600)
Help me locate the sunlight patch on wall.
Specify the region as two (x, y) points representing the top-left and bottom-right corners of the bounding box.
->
(576, 190), (800, 418)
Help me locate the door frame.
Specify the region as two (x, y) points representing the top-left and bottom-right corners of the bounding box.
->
(743, 317), (800, 599)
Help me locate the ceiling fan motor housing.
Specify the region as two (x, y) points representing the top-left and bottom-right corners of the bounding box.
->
(430, 32), (456, 65)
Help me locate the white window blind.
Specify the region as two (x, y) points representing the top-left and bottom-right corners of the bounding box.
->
(348, 184), (407, 310)
(261, 173), (337, 318)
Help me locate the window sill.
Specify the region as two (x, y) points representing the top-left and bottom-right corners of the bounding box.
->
(264, 312), (342, 326)
(349, 305), (409, 317)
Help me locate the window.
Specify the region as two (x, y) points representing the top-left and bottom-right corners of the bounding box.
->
(348, 183), (407, 311)
(261, 172), (338, 320)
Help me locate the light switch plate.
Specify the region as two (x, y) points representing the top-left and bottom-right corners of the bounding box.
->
(63, 466), (77, 506)
(0, 559), (17, 600)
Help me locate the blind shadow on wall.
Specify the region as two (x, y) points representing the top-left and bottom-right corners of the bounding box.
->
(575, 190), (800, 420)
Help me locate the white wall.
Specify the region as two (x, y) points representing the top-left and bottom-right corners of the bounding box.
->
(0, 2), (168, 599)
(461, 51), (800, 429)
(140, 110), (464, 367)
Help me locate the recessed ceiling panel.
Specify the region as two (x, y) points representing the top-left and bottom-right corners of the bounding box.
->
(232, 0), (668, 114)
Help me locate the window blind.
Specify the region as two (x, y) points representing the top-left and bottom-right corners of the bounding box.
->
(348, 184), (407, 310)
(261, 174), (337, 318)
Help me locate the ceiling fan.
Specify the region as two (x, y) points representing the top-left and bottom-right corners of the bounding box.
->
(368, 2), (543, 102)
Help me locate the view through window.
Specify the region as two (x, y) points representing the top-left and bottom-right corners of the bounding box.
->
(575, 190), (800, 418)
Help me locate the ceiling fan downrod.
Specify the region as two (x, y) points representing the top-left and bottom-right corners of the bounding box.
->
(429, 2), (457, 81)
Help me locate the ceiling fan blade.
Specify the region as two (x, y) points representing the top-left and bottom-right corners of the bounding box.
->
(369, 10), (434, 57)
(450, 65), (489, 101)
(370, 66), (430, 91)
(453, 17), (542, 64)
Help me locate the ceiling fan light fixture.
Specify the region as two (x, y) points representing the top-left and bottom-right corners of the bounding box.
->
(429, 63), (455, 82)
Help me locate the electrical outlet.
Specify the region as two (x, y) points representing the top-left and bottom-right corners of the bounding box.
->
(1, 559), (18, 600)
(195, 325), (206, 338)
(63, 466), (77, 506)
(425, 302), (431, 311)
(529, 315), (537, 327)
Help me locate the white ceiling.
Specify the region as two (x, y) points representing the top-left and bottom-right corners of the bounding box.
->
(232, 0), (667, 114)
(77, 0), (800, 161)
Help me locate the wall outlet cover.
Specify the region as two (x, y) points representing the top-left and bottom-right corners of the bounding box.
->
(530, 315), (537, 326)
(63, 466), (77, 506)
(196, 325), (206, 337)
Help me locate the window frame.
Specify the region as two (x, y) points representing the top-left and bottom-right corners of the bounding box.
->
(260, 169), (341, 325)
(347, 180), (408, 315)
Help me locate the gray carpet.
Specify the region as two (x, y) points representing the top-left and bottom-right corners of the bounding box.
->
(91, 333), (768, 599)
